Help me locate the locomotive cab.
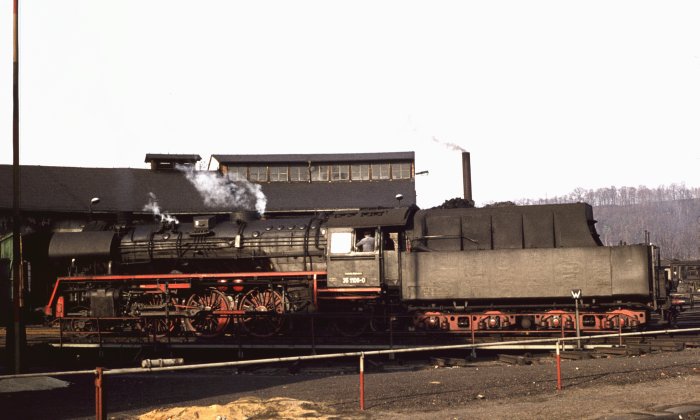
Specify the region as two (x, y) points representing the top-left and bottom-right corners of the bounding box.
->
(324, 207), (415, 289)
(326, 227), (381, 287)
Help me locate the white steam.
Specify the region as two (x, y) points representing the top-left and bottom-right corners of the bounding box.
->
(178, 166), (267, 215)
(143, 192), (179, 225)
(432, 136), (467, 153)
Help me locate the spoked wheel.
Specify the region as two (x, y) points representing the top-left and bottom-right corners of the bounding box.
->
(63, 306), (96, 333)
(238, 288), (285, 337)
(333, 314), (370, 337)
(139, 293), (178, 338)
(184, 289), (231, 338)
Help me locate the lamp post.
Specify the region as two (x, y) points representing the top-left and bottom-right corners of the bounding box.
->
(89, 197), (101, 221)
(10, 0), (24, 374)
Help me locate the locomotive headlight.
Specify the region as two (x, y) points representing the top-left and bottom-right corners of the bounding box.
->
(252, 231), (260, 237)
(320, 228), (326, 235)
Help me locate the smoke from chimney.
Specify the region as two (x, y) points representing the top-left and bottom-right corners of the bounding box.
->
(432, 136), (467, 153)
(178, 165), (268, 215)
(143, 192), (179, 225)
(430, 136), (474, 204)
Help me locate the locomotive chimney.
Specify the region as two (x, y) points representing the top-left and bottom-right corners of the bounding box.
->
(462, 152), (474, 206)
(230, 210), (260, 224)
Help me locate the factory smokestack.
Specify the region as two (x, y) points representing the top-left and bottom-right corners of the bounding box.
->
(462, 152), (474, 206)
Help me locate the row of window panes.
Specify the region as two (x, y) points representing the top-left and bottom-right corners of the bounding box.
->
(227, 163), (412, 182)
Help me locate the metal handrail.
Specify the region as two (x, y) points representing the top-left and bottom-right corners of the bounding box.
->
(3, 326), (700, 419)
(3, 326), (699, 379)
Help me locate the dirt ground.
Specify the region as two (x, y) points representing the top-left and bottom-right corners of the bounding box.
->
(376, 374), (700, 420)
(132, 349), (700, 420)
(2, 344), (699, 419)
(137, 376), (700, 420)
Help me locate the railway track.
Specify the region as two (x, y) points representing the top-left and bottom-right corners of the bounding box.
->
(0, 325), (60, 346)
(2, 307), (699, 351)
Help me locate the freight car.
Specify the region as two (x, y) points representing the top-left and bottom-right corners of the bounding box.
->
(43, 203), (671, 340)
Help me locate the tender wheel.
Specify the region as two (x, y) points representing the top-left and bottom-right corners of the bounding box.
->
(184, 289), (231, 338)
(238, 288), (285, 337)
(369, 314), (390, 333)
(139, 293), (178, 338)
(333, 314), (369, 337)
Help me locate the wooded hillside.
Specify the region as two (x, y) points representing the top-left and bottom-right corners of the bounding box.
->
(517, 184), (700, 259)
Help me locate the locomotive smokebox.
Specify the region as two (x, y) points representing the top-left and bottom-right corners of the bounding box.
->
(230, 210), (260, 224)
(462, 152), (474, 206)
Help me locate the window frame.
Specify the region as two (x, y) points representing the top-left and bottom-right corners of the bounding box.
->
(371, 163), (390, 180)
(329, 231), (354, 254)
(227, 166), (248, 180)
(391, 162), (412, 179)
(248, 166), (268, 182)
(289, 165), (310, 182)
(269, 165), (289, 182)
(311, 164), (330, 182)
(331, 164), (350, 181)
(351, 164), (370, 181)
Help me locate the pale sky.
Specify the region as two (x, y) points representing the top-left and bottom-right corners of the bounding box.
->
(2, 1), (699, 207)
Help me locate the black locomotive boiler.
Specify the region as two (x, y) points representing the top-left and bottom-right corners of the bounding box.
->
(43, 203), (670, 341)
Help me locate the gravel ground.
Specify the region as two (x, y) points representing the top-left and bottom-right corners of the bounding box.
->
(2, 347), (699, 419)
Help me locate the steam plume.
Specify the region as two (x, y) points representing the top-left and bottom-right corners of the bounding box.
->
(143, 192), (179, 225)
(432, 136), (466, 153)
(178, 166), (267, 215)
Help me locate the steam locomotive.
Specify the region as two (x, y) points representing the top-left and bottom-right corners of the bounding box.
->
(44, 203), (670, 340)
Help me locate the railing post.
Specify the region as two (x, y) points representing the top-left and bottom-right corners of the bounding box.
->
(470, 320), (477, 359)
(359, 352), (365, 411)
(95, 367), (105, 420)
(388, 314), (394, 360)
(555, 341), (562, 391)
(618, 315), (623, 347)
(310, 315), (316, 355)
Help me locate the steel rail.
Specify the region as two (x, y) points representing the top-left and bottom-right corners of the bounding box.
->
(3, 326), (700, 417)
(2, 326), (700, 379)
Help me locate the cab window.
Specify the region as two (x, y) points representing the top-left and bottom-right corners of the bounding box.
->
(354, 229), (377, 253)
(330, 232), (353, 254)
